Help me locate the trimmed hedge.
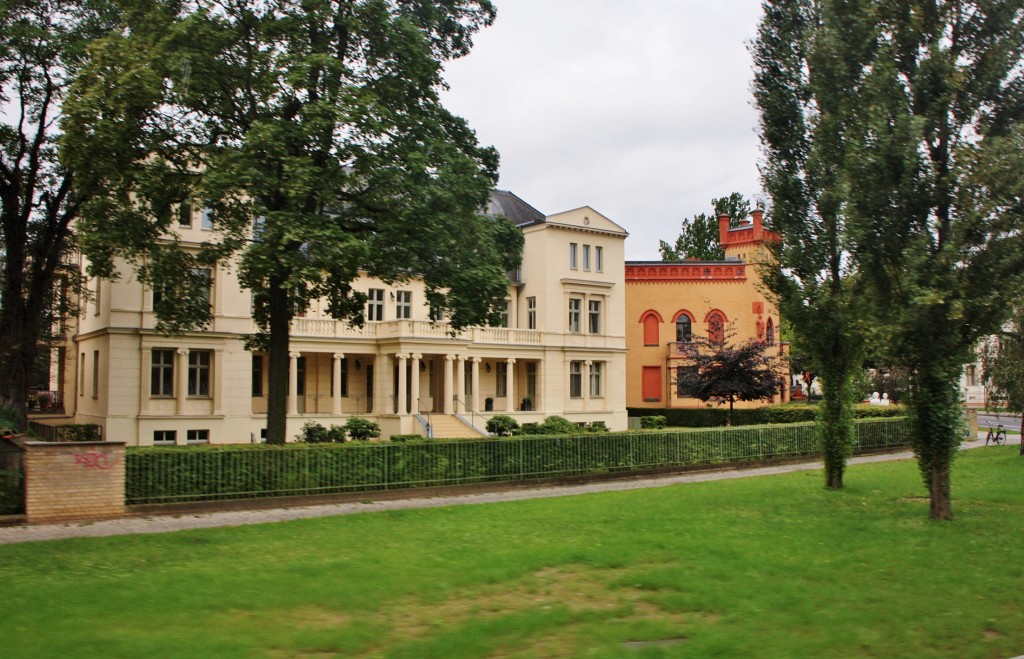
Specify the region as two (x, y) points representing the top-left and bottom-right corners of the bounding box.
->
(125, 417), (911, 505)
(629, 403), (906, 427)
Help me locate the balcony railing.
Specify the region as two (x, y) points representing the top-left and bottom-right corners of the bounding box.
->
(291, 319), (543, 345)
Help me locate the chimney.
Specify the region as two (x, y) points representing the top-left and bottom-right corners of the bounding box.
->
(718, 213), (730, 246)
(751, 208), (764, 241)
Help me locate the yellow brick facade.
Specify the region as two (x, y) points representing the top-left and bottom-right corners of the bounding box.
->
(625, 210), (790, 409)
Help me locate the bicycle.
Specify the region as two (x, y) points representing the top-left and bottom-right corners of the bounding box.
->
(985, 424), (1007, 446)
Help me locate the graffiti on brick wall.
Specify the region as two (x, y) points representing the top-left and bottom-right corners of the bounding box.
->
(74, 452), (115, 470)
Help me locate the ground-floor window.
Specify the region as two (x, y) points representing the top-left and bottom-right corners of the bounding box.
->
(187, 429), (209, 444)
(642, 366), (662, 402)
(153, 430), (176, 445)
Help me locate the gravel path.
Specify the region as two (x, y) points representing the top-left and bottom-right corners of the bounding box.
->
(0, 435), (1016, 546)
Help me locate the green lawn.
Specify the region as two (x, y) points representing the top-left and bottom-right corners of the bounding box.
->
(2, 448), (1022, 658)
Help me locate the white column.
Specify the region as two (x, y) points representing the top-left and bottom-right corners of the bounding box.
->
(396, 354), (408, 415)
(176, 348), (189, 414)
(456, 356), (466, 414)
(373, 354), (389, 415)
(410, 353), (421, 414)
(332, 353), (344, 415)
(443, 354), (455, 414)
(288, 351), (299, 415)
(505, 358), (516, 412)
(471, 357), (481, 413)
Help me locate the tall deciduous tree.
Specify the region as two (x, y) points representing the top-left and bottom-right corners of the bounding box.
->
(63, 0), (522, 444)
(753, 0), (873, 489)
(842, 1), (1024, 519)
(0, 0), (119, 426)
(659, 193), (752, 261)
(675, 325), (785, 427)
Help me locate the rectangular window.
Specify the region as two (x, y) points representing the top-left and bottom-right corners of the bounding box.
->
(153, 430), (176, 445)
(499, 300), (510, 327)
(526, 362), (537, 397)
(583, 244), (591, 271)
(251, 354), (263, 397)
(367, 288), (385, 321)
(569, 361), (583, 398)
(93, 277), (101, 315)
(200, 205), (213, 230)
(186, 429), (209, 444)
(92, 350), (100, 399)
(595, 246), (604, 272)
(569, 242), (578, 269)
(568, 298), (581, 333)
(192, 268), (212, 310)
(588, 299), (601, 334)
(178, 201), (193, 228)
(396, 290), (412, 319)
(527, 297), (537, 330)
(642, 366), (662, 402)
(151, 349), (175, 397)
(429, 301), (446, 322)
(187, 350), (211, 397)
(496, 361), (507, 397)
(252, 215), (266, 241)
(590, 362), (603, 397)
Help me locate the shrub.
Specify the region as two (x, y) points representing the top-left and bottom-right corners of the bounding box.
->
(640, 415), (667, 430)
(298, 421), (331, 443)
(517, 422), (544, 435)
(345, 417), (380, 441)
(486, 415), (519, 437)
(0, 404), (22, 431)
(390, 434), (423, 443)
(539, 415), (576, 435)
(57, 424), (103, 442)
(758, 406), (818, 424)
(587, 421), (610, 433)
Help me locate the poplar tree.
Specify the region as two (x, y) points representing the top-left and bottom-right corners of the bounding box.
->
(753, 0), (873, 489)
(63, 0), (522, 444)
(844, 1), (1024, 519)
(755, 0), (1024, 516)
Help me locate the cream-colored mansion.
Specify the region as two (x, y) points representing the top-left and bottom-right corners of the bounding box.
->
(64, 192), (629, 444)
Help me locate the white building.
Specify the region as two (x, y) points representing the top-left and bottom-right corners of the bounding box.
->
(64, 191), (629, 444)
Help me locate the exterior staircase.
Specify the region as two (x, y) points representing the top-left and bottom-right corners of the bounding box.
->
(424, 414), (488, 439)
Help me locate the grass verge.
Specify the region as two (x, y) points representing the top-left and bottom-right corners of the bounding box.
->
(1, 447), (1022, 658)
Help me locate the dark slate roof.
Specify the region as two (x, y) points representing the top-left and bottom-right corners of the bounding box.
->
(487, 190), (545, 227)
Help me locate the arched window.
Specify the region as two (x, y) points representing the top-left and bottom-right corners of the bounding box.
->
(707, 312), (725, 344)
(675, 315), (692, 342)
(765, 318), (775, 346)
(642, 312), (661, 346)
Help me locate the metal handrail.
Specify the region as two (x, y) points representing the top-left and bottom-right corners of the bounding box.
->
(416, 398), (433, 438)
(452, 397), (490, 435)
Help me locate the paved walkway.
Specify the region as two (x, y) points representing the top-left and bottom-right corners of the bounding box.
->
(0, 434), (1017, 546)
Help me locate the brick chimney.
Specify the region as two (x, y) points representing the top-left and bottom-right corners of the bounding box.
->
(718, 213), (730, 246)
(751, 208), (764, 241)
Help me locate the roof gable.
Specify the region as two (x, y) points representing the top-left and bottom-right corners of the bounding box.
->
(544, 207), (628, 235)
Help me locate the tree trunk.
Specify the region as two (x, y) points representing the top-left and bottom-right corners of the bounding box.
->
(929, 459), (953, 520)
(818, 375), (854, 490)
(909, 371), (959, 521)
(264, 275), (291, 444)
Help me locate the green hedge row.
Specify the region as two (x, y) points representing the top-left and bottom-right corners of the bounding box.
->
(125, 418), (911, 505)
(628, 403), (906, 427)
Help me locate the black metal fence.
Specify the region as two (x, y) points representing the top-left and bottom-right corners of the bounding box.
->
(125, 418), (911, 505)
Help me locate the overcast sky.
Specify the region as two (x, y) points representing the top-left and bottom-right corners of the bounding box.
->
(440, 1), (767, 261)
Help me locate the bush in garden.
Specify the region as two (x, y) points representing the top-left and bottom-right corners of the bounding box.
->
(486, 415), (519, 437)
(640, 415), (667, 429)
(344, 417), (380, 441)
(517, 422), (544, 435)
(586, 421), (609, 433)
(539, 415), (577, 435)
(298, 421), (330, 443)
